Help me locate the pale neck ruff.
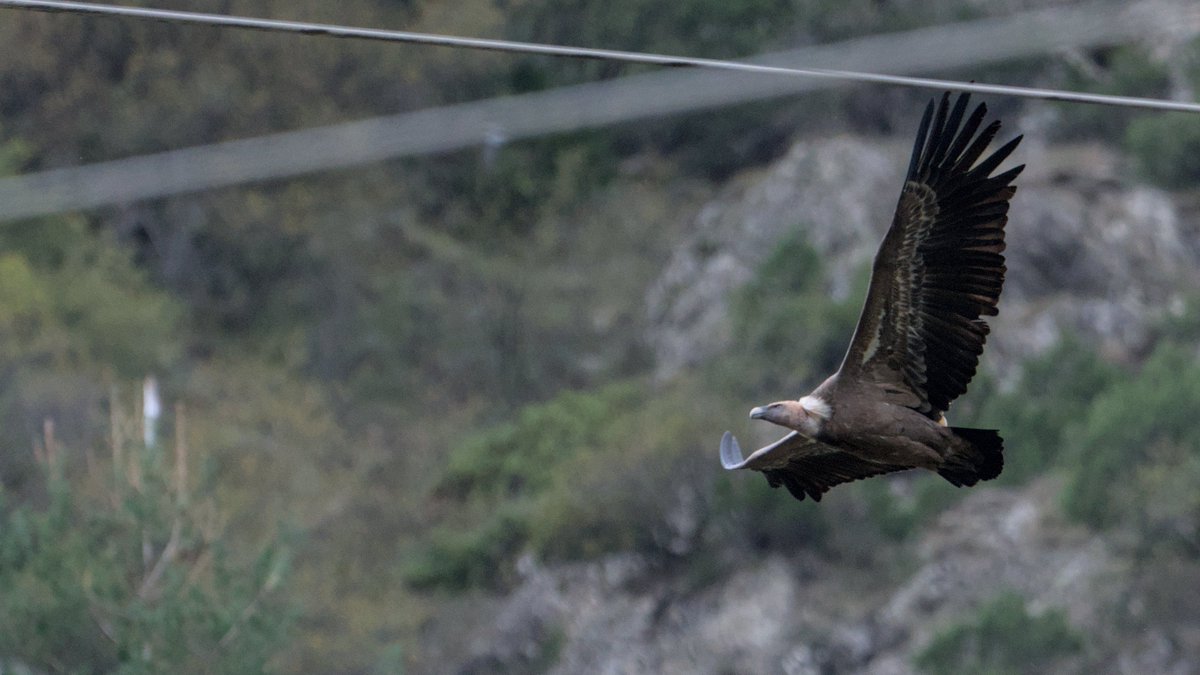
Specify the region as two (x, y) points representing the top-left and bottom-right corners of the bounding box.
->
(799, 395), (832, 420)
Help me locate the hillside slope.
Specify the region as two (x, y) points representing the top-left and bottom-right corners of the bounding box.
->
(440, 132), (1200, 675)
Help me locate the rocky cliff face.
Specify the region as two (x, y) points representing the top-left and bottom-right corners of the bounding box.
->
(458, 480), (1195, 675)
(646, 135), (1200, 382)
(459, 479), (1140, 675)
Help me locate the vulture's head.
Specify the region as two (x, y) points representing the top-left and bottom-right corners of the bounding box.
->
(749, 395), (830, 437)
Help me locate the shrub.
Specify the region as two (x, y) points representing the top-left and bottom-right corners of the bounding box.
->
(411, 373), (784, 589)
(402, 505), (531, 591)
(0, 397), (295, 673)
(858, 476), (963, 542)
(971, 340), (1121, 484)
(1062, 343), (1200, 529)
(0, 219), (180, 376)
(915, 592), (1082, 675)
(1125, 112), (1200, 189)
(0, 217), (182, 495)
(1053, 46), (1170, 141)
(709, 469), (829, 552)
(411, 380), (710, 589)
(721, 232), (863, 397)
(526, 380), (725, 561)
(437, 382), (643, 501)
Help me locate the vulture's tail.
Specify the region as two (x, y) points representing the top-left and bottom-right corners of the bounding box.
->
(938, 427), (1004, 486)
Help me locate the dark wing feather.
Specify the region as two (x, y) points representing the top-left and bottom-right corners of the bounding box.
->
(764, 452), (914, 502)
(721, 431), (910, 501)
(840, 92), (1023, 418)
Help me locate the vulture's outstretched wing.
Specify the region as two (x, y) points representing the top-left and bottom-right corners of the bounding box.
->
(840, 92), (1023, 418)
(721, 432), (913, 502)
(765, 454), (914, 502)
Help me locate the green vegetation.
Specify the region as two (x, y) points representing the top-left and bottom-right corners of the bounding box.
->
(722, 232), (864, 396)
(1126, 112), (1200, 189)
(1054, 39), (1200, 189)
(973, 340), (1121, 485)
(0, 399), (294, 674)
(1054, 46), (1171, 142)
(1122, 38), (1200, 188)
(957, 303), (1200, 543)
(915, 592), (1082, 675)
(0, 211), (182, 500)
(4, 1), (1200, 672)
(403, 505), (532, 591)
(859, 477), (963, 542)
(1061, 342), (1200, 532)
(406, 378), (728, 588)
(437, 383), (644, 502)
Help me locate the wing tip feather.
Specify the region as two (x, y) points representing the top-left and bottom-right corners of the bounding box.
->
(720, 431), (747, 470)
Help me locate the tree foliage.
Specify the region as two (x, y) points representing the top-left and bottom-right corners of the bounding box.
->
(0, 209), (182, 495)
(722, 232), (864, 397)
(1054, 38), (1200, 189)
(1061, 342), (1200, 533)
(915, 592), (1081, 675)
(0, 396), (294, 673)
(406, 378), (727, 589)
(1126, 112), (1200, 189)
(973, 340), (1121, 485)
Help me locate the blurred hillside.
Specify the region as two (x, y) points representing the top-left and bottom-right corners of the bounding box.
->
(1, 1), (1199, 673)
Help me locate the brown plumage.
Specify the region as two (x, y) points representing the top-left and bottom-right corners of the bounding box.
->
(720, 92), (1023, 502)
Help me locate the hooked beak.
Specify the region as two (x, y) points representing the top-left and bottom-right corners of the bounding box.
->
(749, 405), (768, 420)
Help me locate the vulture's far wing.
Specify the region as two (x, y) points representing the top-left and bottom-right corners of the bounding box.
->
(765, 453), (914, 502)
(721, 431), (913, 502)
(839, 92), (1024, 419)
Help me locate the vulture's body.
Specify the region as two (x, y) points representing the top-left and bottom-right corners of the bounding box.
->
(720, 92), (1022, 502)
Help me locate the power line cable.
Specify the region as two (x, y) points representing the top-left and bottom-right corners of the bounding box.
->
(2, 0), (1199, 113)
(0, 0), (1197, 220)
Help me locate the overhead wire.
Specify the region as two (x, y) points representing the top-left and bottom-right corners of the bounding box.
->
(1, 0), (1200, 113)
(0, 0), (1198, 219)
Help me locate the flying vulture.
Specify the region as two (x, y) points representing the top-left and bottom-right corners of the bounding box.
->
(720, 92), (1023, 502)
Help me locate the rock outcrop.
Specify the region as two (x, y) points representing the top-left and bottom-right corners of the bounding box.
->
(645, 136), (1200, 382)
(457, 479), (1128, 674)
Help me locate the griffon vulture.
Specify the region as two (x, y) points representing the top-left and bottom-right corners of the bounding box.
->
(720, 92), (1023, 502)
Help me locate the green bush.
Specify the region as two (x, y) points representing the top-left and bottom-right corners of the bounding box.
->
(709, 470), (829, 552)
(526, 380), (724, 560)
(1152, 295), (1200, 344)
(410, 376), (742, 589)
(402, 506), (531, 591)
(437, 382), (643, 501)
(1053, 46), (1171, 141)
(0, 216), (183, 493)
(1062, 343), (1200, 529)
(409, 382), (656, 589)
(915, 592), (1082, 675)
(0, 406), (295, 673)
(858, 476), (963, 542)
(1125, 112), (1200, 189)
(721, 232), (863, 397)
(971, 340), (1121, 484)
(0, 218), (180, 377)
(1056, 41), (1200, 188)
(962, 328), (1200, 542)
